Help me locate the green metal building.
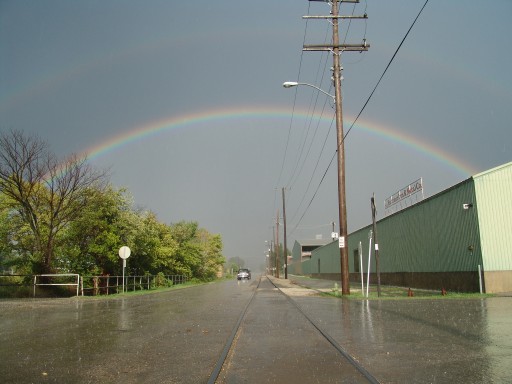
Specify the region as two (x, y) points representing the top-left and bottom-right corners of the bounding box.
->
(289, 162), (512, 293)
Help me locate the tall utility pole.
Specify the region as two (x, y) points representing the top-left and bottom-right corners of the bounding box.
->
(268, 240), (274, 275)
(282, 187), (288, 279)
(275, 209), (280, 278)
(268, 237), (274, 276)
(303, 0), (369, 295)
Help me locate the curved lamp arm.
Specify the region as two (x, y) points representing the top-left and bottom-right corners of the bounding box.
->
(282, 81), (334, 99)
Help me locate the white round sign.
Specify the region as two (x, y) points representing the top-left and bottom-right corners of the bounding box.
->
(119, 246), (131, 260)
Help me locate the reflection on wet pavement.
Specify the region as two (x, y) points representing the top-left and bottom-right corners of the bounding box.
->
(290, 292), (512, 383)
(1, 278), (511, 383)
(0, 281), (257, 383)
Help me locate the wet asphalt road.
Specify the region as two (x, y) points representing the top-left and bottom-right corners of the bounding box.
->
(273, 276), (512, 384)
(217, 277), (370, 383)
(1, 276), (512, 383)
(0, 280), (256, 383)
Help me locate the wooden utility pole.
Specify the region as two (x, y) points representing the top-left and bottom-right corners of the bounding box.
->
(282, 187), (288, 279)
(270, 240), (273, 275)
(275, 210), (280, 278)
(303, 0), (369, 295)
(269, 238), (274, 276)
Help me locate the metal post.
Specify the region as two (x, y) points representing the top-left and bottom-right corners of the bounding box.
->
(366, 231), (372, 298)
(371, 193), (381, 297)
(359, 241), (364, 294)
(478, 264), (483, 294)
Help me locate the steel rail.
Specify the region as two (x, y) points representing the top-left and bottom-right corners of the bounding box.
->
(207, 276), (262, 384)
(266, 276), (380, 384)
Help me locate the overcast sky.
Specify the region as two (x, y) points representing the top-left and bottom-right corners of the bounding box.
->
(1, 0), (511, 271)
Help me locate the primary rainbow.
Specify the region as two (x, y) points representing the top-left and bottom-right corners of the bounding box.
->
(83, 105), (478, 177)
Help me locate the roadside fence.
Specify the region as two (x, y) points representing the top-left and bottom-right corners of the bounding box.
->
(0, 273), (188, 298)
(80, 274), (187, 296)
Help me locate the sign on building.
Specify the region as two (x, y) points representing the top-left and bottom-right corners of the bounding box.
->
(385, 178), (424, 215)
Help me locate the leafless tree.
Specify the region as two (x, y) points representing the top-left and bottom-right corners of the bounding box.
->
(0, 130), (107, 273)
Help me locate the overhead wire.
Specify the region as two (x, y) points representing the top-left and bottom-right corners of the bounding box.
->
(288, 0), (359, 235)
(276, 0), (335, 230)
(289, 114), (335, 231)
(272, 2), (312, 223)
(275, 2), (312, 190)
(289, 0), (430, 234)
(286, 24), (333, 189)
(285, 0), (340, 226)
(343, 0), (429, 143)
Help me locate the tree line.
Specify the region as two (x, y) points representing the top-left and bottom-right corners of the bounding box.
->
(0, 130), (225, 280)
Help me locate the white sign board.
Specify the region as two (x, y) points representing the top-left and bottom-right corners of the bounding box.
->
(119, 246), (131, 260)
(338, 236), (345, 249)
(119, 246), (131, 293)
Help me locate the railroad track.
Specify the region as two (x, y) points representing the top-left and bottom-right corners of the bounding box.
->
(208, 275), (380, 383)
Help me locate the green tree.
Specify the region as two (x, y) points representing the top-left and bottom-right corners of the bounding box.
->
(0, 194), (16, 272)
(195, 229), (225, 280)
(226, 257), (245, 274)
(267, 243), (291, 275)
(130, 211), (179, 275)
(58, 186), (136, 276)
(168, 221), (201, 277)
(0, 130), (106, 274)
(0, 131), (225, 281)
(0, 204), (36, 274)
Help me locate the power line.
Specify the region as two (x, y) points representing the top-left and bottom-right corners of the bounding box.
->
(288, 112), (335, 226)
(291, 141), (337, 236)
(275, 2), (312, 189)
(285, 23), (332, 188)
(344, 0), (429, 141)
(289, 0), (430, 233)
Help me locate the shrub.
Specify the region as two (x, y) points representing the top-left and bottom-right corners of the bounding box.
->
(153, 272), (173, 288)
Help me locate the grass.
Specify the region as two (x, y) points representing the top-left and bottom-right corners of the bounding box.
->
(73, 278), (218, 300)
(320, 283), (494, 300)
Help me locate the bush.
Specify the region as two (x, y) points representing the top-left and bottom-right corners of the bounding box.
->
(153, 272), (173, 288)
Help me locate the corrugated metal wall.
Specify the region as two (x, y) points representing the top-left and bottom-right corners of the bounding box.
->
(347, 178), (483, 273)
(474, 162), (512, 271)
(310, 241), (340, 274)
(291, 163), (511, 290)
(301, 259), (312, 275)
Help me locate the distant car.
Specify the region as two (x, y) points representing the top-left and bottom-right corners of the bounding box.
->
(237, 268), (251, 280)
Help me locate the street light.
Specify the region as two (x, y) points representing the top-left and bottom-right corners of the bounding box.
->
(282, 82), (335, 100)
(282, 0), (368, 295)
(283, 77), (350, 295)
